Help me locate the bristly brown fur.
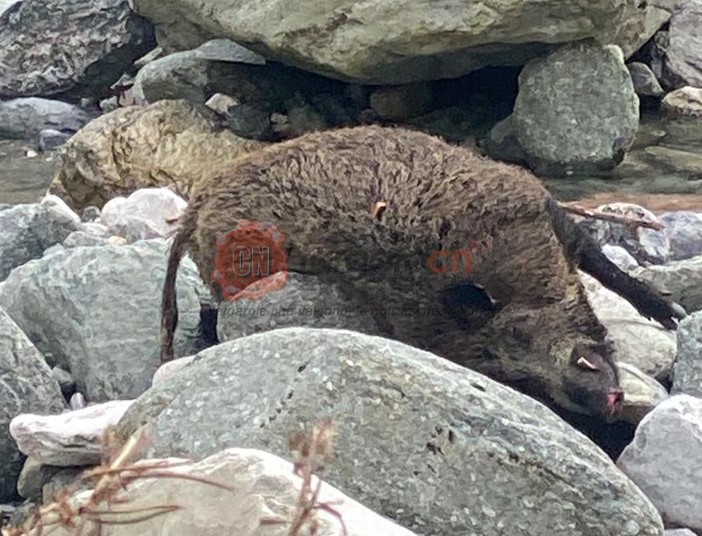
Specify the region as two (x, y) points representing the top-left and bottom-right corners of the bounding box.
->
(159, 125), (682, 418)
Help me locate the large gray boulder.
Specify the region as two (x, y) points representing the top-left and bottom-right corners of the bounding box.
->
(22, 448), (418, 536)
(662, 86), (702, 118)
(0, 307), (63, 501)
(650, 0), (702, 90)
(581, 272), (676, 379)
(0, 98), (92, 141)
(659, 211), (702, 261)
(132, 39), (265, 105)
(0, 239), (203, 401)
(671, 312), (702, 398)
(634, 256), (702, 314)
(118, 327), (665, 536)
(131, 0), (673, 85)
(511, 41), (639, 176)
(0, 0), (155, 99)
(617, 395), (702, 534)
(0, 200), (80, 281)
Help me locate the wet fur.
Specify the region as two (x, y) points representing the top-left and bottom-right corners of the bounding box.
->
(160, 125), (681, 417)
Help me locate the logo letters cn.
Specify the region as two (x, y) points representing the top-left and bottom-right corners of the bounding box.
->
(212, 220), (288, 301)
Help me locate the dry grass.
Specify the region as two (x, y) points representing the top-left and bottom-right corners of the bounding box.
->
(2, 420), (345, 536)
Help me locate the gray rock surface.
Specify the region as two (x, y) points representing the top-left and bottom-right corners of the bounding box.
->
(671, 312), (702, 398)
(617, 362), (669, 425)
(635, 256), (702, 314)
(617, 395), (702, 534)
(0, 99), (92, 141)
(132, 0), (673, 84)
(99, 187), (187, 241)
(51, 366), (75, 398)
(132, 38), (265, 104)
(650, 1), (702, 89)
(602, 244), (640, 271)
(38, 129), (73, 152)
(16, 457), (61, 500)
(659, 211), (702, 261)
(25, 448), (419, 536)
(581, 272), (676, 379)
(0, 307), (63, 501)
(217, 272), (382, 342)
(0, 239), (203, 400)
(118, 327), (665, 536)
(0, 0), (155, 99)
(662, 86), (702, 117)
(628, 62), (664, 97)
(0, 202), (80, 281)
(664, 530), (697, 536)
(10, 400), (133, 466)
(512, 42), (639, 176)
(61, 225), (112, 248)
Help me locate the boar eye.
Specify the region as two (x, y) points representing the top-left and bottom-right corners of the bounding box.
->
(576, 356), (599, 372)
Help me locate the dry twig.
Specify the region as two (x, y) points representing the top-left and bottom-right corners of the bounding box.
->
(558, 201), (665, 231)
(2, 425), (233, 536)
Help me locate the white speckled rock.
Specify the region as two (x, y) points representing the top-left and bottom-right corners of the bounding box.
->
(10, 400), (133, 466)
(581, 272), (676, 378)
(117, 327), (665, 536)
(0, 239), (203, 401)
(100, 187), (187, 241)
(25, 448), (419, 536)
(671, 312), (702, 397)
(0, 307), (63, 501)
(617, 394), (702, 533)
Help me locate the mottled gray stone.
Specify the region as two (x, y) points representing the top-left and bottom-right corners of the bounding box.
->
(0, 99), (91, 140)
(513, 42), (639, 176)
(671, 312), (702, 398)
(0, 239), (202, 400)
(0, 0), (155, 99)
(29, 448), (418, 536)
(635, 256), (702, 314)
(581, 272), (676, 379)
(16, 457), (61, 500)
(132, 0), (673, 84)
(602, 244), (640, 271)
(0, 202), (80, 281)
(617, 395), (702, 534)
(0, 307), (63, 501)
(38, 129), (73, 152)
(617, 362), (668, 425)
(51, 367), (75, 398)
(132, 39), (265, 107)
(118, 327), (665, 536)
(11, 400), (133, 466)
(628, 62), (664, 97)
(651, 1), (702, 89)
(662, 87), (702, 118)
(217, 272), (382, 342)
(659, 211), (702, 261)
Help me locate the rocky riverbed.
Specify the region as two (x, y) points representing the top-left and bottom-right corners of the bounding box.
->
(2, 0), (702, 535)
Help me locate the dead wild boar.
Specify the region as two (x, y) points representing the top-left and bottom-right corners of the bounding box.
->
(160, 125), (684, 420)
